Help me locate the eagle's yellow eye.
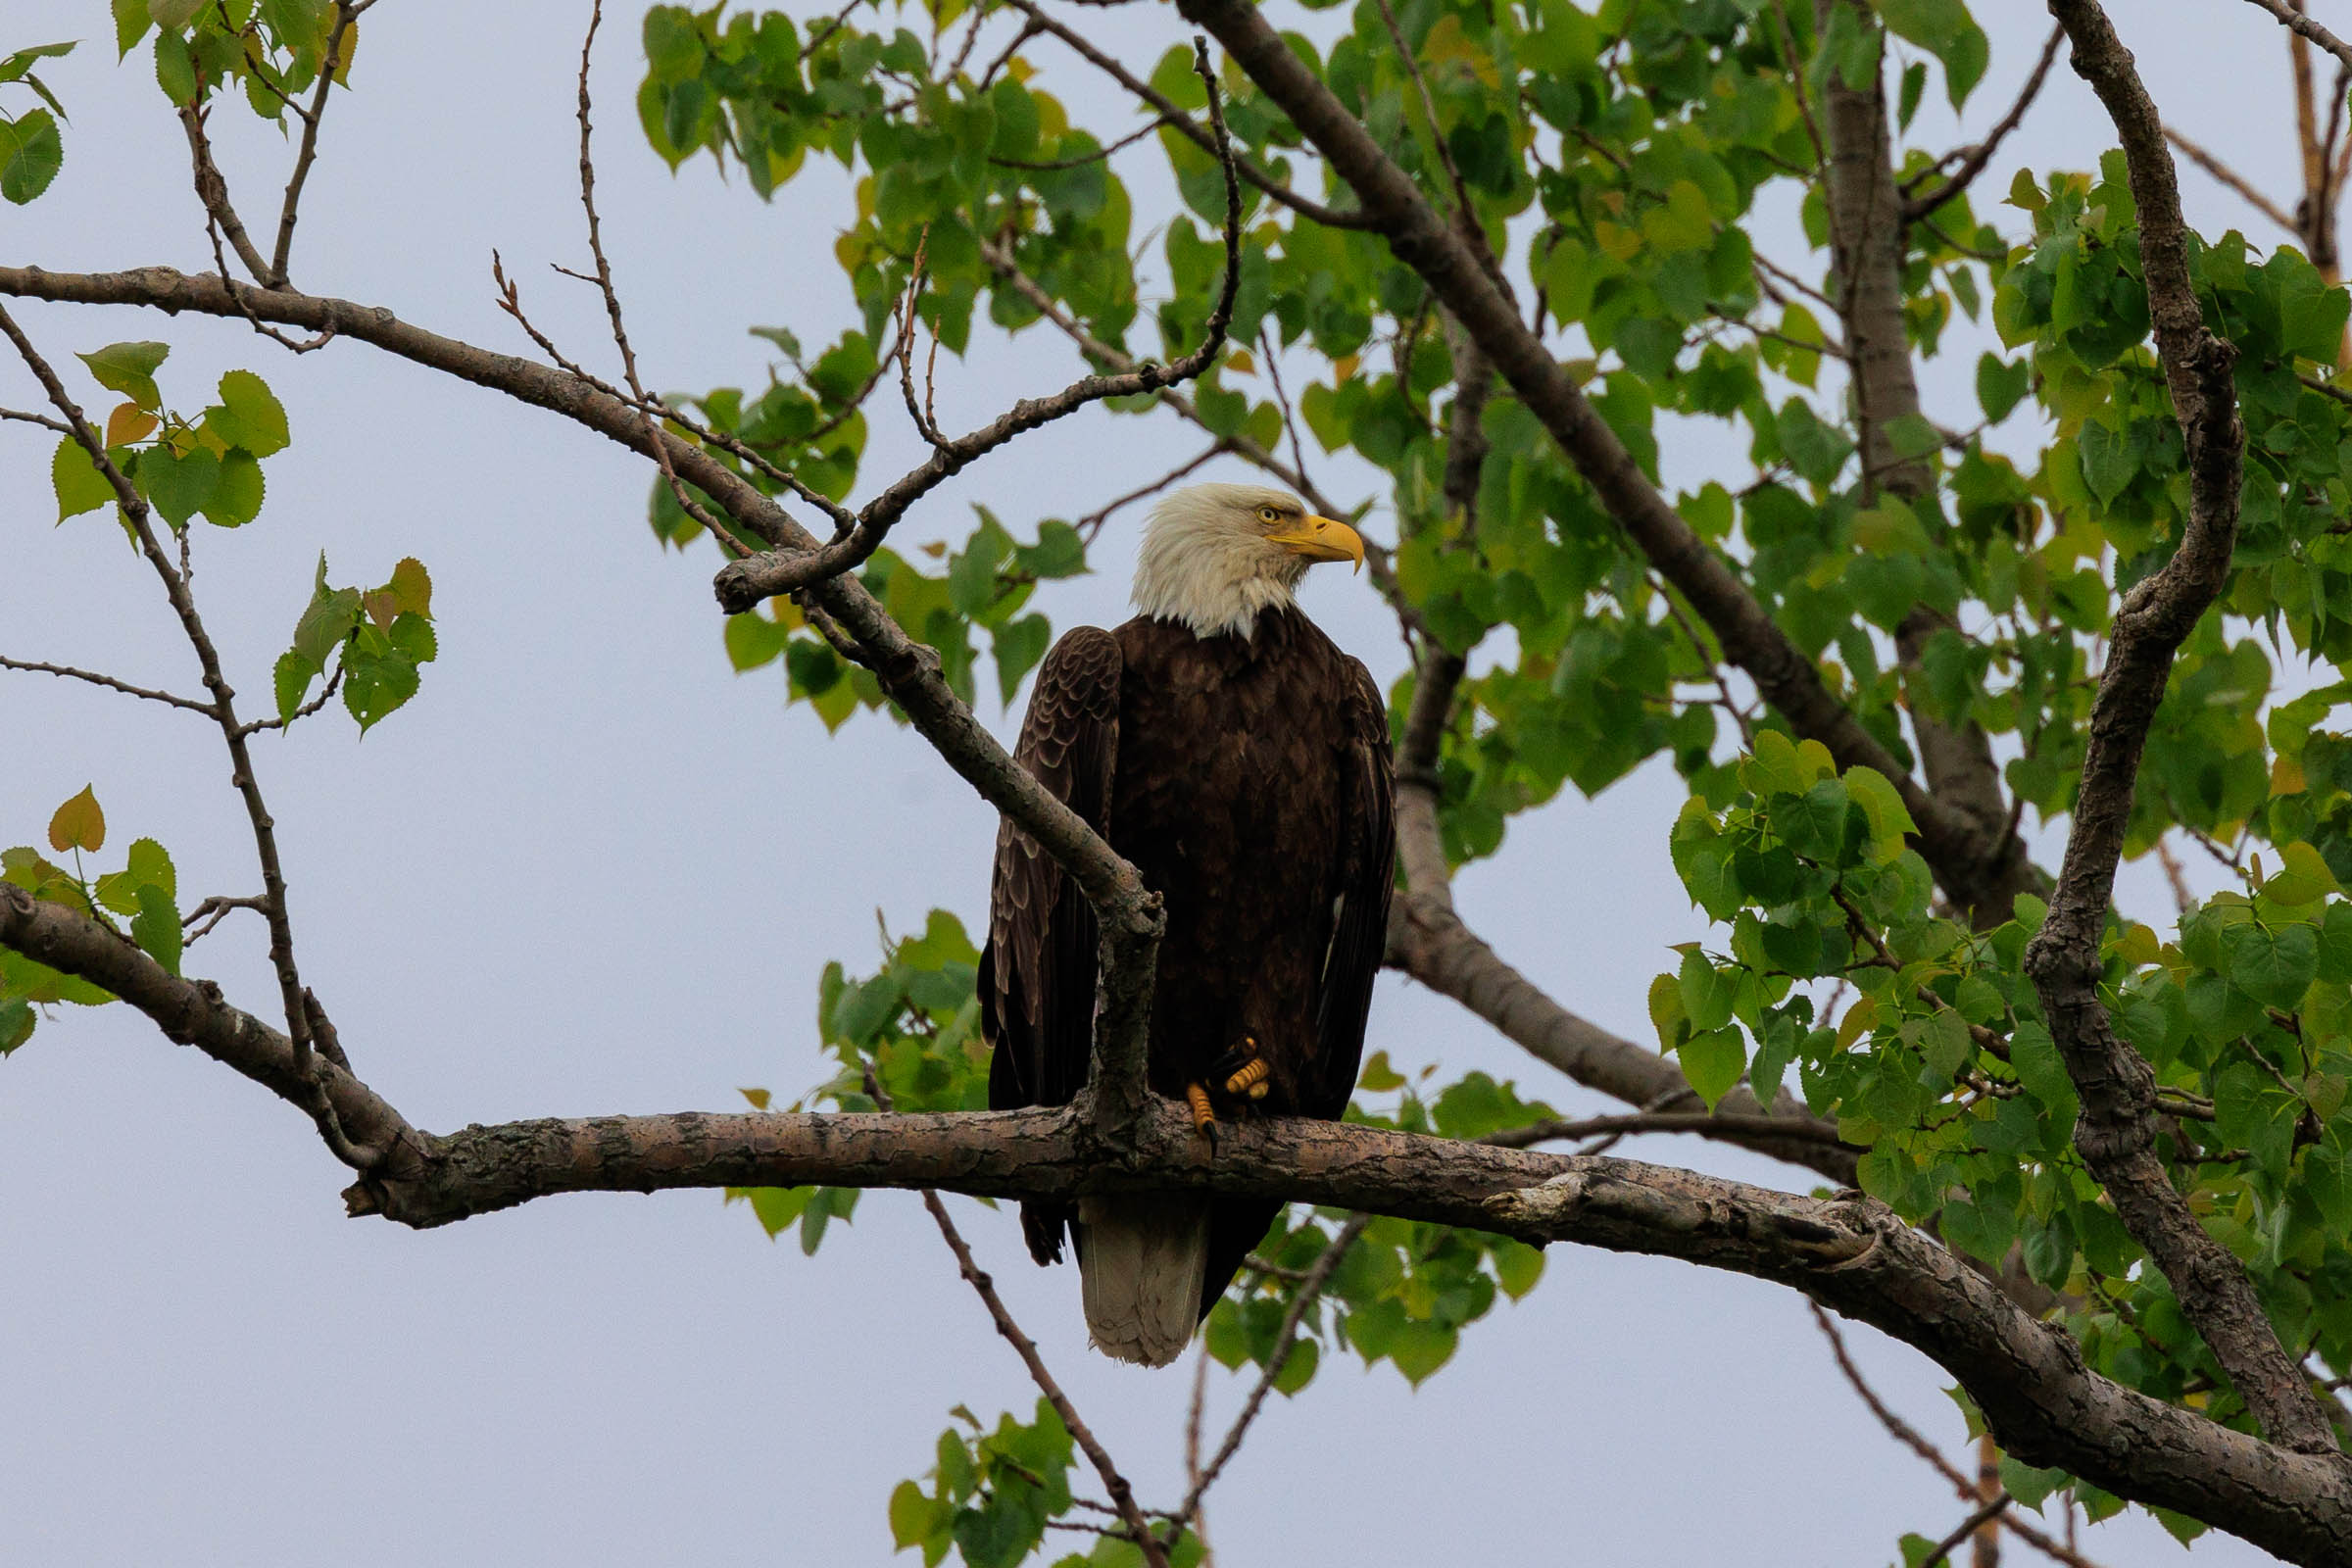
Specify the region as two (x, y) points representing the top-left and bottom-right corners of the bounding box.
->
(1257, 505), (1283, 523)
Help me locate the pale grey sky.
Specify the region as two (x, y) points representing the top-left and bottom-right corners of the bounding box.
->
(0, 1), (2314, 1562)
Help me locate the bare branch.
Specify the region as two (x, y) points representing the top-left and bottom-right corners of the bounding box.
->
(237, 659), (344, 735)
(923, 1191), (1170, 1567)
(6, 876), (2351, 1560)
(2164, 126), (2300, 234)
(2030, 0), (2337, 1457)
(2240, 0), (2352, 74)
(976, 235), (1428, 643)
(1165, 1214), (1368, 1542)
(713, 37), (1246, 611)
(0, 302), (363, 1164)
(1922, 1494), (2014, 1568)
(993, 116), (1167, 171)
(0, 655), (218, 717)
(1487, 1112), (1856, 1151)
(176, 105), (271, 284)
(268, 2), (358, 287)
(1902, 24), (2066, 220)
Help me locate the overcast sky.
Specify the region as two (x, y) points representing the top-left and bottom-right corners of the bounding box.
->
(0, 1), (2323, 1563)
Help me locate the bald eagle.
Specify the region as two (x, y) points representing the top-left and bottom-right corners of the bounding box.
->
(981, 482), (1396, 1366)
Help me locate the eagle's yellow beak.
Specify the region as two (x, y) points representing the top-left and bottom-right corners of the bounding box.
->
(1266, 515), (1365, 572)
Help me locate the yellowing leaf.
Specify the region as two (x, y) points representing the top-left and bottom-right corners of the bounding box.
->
(47, 784), (104, 854)
(386, 557), (432, 618)
(2273, 754), (2308, 796)
(104, 402), (158, 447)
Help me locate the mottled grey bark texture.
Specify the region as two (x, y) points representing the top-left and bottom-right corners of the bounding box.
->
(2025, 0), (2340, 1458)
(1815, 0), (2030, 929)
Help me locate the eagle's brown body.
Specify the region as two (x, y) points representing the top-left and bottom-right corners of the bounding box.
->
(981, 604), (1395, 1353)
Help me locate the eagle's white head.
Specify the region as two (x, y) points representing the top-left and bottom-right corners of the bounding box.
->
(1130, 482), (1366, 639)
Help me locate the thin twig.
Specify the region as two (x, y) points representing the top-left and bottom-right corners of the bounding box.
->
(177, 105), (271, 283)
(181, 894), (268, 949)
(2164, 126), (2299, 234)
(1921, 1494), (2014, 1568)
(1072, 442), (1230, 543)
(922, 1194), (1167, 1564)
(0, 656), (218, 717)
(1483, 1110), (1851, 1150)
(1901, 24), (2065, 220)
(1809, 1305), (2108, 1568)
(2241, 0), (2352, 74)
(569, 0), (747, 561)
(0, 302), (376, 1173)
(269, 2), (358, 287)
(994, 117), (1167, 171)
(238, 660), (345, 735)
(1164, 1214), (1368, 1544)
(715, 36), (1247, 608)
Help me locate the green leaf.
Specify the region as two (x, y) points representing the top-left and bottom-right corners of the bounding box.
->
(0, 109), (64, 206)
(1975, 353), (2030, 423)
(1877, 0), (1988, 107)
(1677, 950), (1736, 1032)
(1842, 766), (1917, 864)
(131, 882), (181, 976)
(1679, 1026), (1746, 1110)
(1998, 1458), (2069, 1512)
(991, 614), (1051, 706)
(52, 436), (114, 519)
(273, 649), (319, 723)
(217, 369), (290, 457)
(138, 446), (218, 527)
(889, 1480), (944, 1551)
(153, 26), (197, 103)
(2228, 922), (2319, 1010)
(2077, 419), (2135, 507)
(725, 611), (792, 671)
(114, 0), (155, 57)
(0, 996), (33, 1054)
(76, 341), (170, 411)
(202, 450), (265, 526)
(386, 557), (432, 617)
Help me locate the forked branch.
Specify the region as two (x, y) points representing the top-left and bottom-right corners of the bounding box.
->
(710, 36), (1244, 611)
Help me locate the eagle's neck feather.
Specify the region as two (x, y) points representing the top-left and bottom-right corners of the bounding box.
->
(1130, 509), (1306, 640)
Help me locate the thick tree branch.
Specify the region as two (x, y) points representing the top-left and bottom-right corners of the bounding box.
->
(0, 882), (423, 1175)
(1816, 0), (2031, 930)
(7, 880), (2351, 1561)
(1170, 0), (2012, 922)
(2028, 0), (2338, 1457)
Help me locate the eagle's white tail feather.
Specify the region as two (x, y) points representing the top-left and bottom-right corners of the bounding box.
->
(1076, 1194), (1211, 1367)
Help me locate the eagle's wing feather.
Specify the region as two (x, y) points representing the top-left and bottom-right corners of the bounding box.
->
(1304, 654), (1396, 1118)
(981, 625), (1123, 1265)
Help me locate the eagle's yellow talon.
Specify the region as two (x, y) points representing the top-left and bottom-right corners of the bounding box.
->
(1186, 1081), (1216, 1133)
(1224, 1056), (1272, 1098)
